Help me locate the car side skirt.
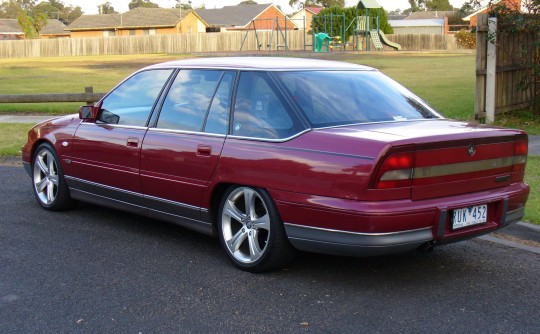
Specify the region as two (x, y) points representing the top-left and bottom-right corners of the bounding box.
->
(284, 223), (433, 256)
(65, 176), (214, 236)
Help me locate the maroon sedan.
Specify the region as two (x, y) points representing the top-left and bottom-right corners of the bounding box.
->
(22, 57), (529, 272)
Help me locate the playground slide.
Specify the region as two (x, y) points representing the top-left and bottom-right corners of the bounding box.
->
(378, 31), (401, 50)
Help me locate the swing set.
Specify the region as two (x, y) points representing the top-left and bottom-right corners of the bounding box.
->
(239, 17), (293, 51)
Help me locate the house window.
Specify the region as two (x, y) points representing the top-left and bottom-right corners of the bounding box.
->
(103, 30), (116, 37)
(129, 30), (136, 36)
(149, 29), (157, 35)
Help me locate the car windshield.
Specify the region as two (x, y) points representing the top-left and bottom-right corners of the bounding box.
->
(275, 70), (442, 128)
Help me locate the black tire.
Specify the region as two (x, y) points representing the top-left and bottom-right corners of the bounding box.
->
(217, 185), (296, 272)
(32, 143), (76, 211)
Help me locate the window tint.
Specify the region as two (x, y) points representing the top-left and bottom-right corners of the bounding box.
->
(204, 71), (235, 134)
(157, 70), (223, 132)
(99, 69), (172, 126)
(276, 71), (441, 128)
(233, 71), (302, 139)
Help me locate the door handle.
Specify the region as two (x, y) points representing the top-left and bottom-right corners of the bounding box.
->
(127, 137), (139, 148)
(197, 145), (212, 156)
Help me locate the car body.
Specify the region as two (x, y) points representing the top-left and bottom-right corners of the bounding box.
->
(22, 57), (530, 272)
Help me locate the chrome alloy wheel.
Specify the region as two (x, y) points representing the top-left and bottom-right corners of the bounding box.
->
(221, 187), (271, 264)
(33, 147), (59, 206)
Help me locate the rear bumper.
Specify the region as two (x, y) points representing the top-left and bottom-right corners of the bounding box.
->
(275, 183), (529, 257)
(285, 224), (433, 256)
(284, 206), (525, 257)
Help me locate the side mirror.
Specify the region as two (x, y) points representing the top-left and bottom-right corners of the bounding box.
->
(79, 105), (99, 120)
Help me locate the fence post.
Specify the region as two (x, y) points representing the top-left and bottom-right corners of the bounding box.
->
(485, 17), (497, 124)
(85, 86), (94, 105)
(475, 14), (488, 120)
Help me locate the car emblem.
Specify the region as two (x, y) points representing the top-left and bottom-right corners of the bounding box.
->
(468, 143), (476, 156)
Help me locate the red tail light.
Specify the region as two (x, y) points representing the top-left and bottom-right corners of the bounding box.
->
(373, 151), (414, 189)
(512, 135), (528, 172)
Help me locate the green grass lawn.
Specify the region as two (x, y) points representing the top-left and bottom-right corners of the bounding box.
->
(0, 123), (32, 156)
(0, 52), (477, 119)
(524, 156), (540, 224)
(0, 54), (183, 114)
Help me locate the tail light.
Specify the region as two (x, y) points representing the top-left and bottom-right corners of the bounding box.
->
(512, 135), (528, 172)
(372, 151), (414, 189)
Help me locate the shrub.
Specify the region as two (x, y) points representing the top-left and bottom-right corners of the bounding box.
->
(454, 29), (476, 49)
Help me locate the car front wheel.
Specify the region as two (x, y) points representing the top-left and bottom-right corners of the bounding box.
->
(217, 186), (295, 272)
(32, 143), (76, 211)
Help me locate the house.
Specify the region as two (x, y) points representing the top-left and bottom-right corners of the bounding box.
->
(463, 0), (521, 27)
(388, 18), (446, 35)
(290, 7), (322, 31)
(388, 10), (458, 35)
(196, 3), (296, 32)
(41, 19), (71, 38)
(66, 7), (207, 38)
(0, 19), (69, 40)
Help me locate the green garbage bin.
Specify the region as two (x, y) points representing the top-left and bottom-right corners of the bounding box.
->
(314, 33), (330, 52)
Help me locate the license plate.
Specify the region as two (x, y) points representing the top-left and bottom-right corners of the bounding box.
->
(452, 205), (488, 230)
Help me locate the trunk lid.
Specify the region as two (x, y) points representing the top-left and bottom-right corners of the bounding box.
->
(316, 120), (528, 200)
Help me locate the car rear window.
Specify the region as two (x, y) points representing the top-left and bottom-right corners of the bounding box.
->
(275, 71), (442, 128)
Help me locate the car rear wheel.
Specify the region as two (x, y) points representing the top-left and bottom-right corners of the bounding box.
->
(217, 186), (295, 272)
(32, 143), (76, 211)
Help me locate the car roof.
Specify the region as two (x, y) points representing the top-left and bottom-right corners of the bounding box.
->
(146, 57), (376, 71)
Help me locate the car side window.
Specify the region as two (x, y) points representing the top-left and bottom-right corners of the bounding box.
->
(203, 71), (235, 135)
(157, 70), (223, 132)
(232, 71), (302, 140)
(99, 69), (173, 126)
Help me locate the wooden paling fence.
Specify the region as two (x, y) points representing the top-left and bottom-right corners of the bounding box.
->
(0, 87), (104, 105)
(475, 13), (536, 121)
(0, 31), (465, 58)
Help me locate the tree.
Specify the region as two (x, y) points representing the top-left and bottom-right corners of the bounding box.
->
(239, 0), (258, 4)
(427, 0), (453, 10)
(129, 0), (159, 10)
(175, 0), (192, 10)
(17, 9), (48, 38)
(387, 9), (403, 16)
(408, 0), (453, 12)
(98, 2), (116, 14)
(31, 1), (81, 23)
(0, 0), (36, 18)
(289, 0), (345, 10)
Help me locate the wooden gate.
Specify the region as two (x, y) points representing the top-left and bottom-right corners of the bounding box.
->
(475, 13), (536, 122)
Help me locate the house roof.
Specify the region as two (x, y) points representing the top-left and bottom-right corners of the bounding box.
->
(388, 15), (407, 20)
(463, 0), (522, 21)
(0, 19), (20, 34)
(41, 19), (69, 35)
(0, 19), (68, 35)
(67, 8), (194, 31)
(462, 0), (502, 21)
(389, 19), (445, 27)
(305, 7), (322, 15)
(67, 13), (122, 30)
(196, 3), (275, 27)
(404, 11), (456, 20)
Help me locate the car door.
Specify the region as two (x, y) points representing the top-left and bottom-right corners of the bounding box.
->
(69, 69), (174, 207)
(140, 70), (235, 222)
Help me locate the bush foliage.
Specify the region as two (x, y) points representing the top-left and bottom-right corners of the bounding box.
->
(454, 29), (476, 49)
